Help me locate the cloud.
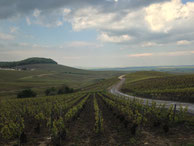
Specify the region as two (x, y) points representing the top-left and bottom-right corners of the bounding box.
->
(26, 17), (31, 25)
(0, 32), (15, 40)
(128, 50), (194, 58)
(0, 0), (167, 19)
(31, 8), (66, 27)
(161, 50), (194, 56)
(9, 26), (19, 33)
(60, 0), (194, 45)
(141, 42), (158, 47)
(63, 8), (71, 14)
(67, 7), (116, 31)
(98, 32), (132, 43)
(33, 9), (41, 18)
(128, 53), (153, 57)
(176, 40), (191, 45)
(145, 0), (194, 32)
(0, 0), (194, 52)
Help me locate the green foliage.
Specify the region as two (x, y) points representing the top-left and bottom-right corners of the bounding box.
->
(45, 87), (58, 96)
(0, 115), (24, 140)
(94, 95), (103, 134)
(64, 94), (89, 121)
(51, 117), (66, 145)
(17, 89), (37, 98)
(99, 92), (189, 134)
(0, 92), (86, 142)
(58, 85), (74, 95)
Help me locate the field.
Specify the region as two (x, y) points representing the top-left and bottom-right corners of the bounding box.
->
(0, 64), (124, 99)
(0, 90), (194, 146)
(1, 61), (194, 145)
(121, 71), (194, 103)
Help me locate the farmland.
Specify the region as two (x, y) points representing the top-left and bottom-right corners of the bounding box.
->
(0, 90), (194, 145)
(121, 71), (194, 103)
(0, 59), (194, 145)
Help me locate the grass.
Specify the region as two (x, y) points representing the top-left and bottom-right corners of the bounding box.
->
(121, 71), (194, 103)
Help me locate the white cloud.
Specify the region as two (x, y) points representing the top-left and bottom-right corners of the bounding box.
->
(33, 9), (41, 18)
(0, 32), (15, 40)
(160, 51), (193, 56)
(32, 9), (65, 27)
(5, 0), (193, 46)
(98, 32), (132, 43)
(63, 8), (71, 15)
(66, 6), (144, 32)
(128, 50), (194, 58)
(68, 7), (116, 31)
(9, 26), (18, 33)
(62, 0), (194, 45)
(141, 42), (158, 47)
(26, 17), (31, 25)
(176, 40), (191, 45)
(145, 0), (194, 32)
(61, 41), (103, 48)
(128, 53), (153, 57)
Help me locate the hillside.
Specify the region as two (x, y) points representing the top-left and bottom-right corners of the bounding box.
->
(121, 71), (194, 103)
(0, 57), (57, 68)
(0, 60), (124, 98)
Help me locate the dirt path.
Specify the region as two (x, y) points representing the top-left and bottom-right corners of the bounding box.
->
(110, 75), (194, 114)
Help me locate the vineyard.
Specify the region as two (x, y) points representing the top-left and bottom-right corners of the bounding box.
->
(122, 71), (194, 103)
(0, 91), (194, 145)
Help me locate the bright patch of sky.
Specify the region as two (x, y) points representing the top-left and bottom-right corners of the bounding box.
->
(0, 0), (194, 68)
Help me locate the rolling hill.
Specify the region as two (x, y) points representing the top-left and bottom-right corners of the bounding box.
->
(0, 58), (124, 98)
(0, 57), (57, 68)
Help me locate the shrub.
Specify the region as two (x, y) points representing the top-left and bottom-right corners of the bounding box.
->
(17, 89), (37, 98)
(58, 85), (74, 95)
(45, 87), (57, 96)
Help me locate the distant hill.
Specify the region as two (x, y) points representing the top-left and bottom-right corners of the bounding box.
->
(92, 65), (194, 74)
(0, 57), (57, 68)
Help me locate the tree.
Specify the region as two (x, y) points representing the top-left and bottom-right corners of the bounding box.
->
(17, 89), (37, 98)
(58, 85), (74, 95)
(45, 87), (57, 96)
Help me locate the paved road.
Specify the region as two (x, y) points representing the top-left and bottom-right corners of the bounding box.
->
(109, 75), (194, 114)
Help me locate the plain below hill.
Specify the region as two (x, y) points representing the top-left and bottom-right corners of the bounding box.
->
(0, 57), (125, 99)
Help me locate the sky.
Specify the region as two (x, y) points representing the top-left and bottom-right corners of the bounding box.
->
(0, 0), (194, 68)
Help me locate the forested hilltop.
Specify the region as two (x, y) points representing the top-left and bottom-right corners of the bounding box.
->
(0, 57), (57, 68)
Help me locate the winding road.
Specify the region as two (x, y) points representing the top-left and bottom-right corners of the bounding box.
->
(109, 75), (194, 114)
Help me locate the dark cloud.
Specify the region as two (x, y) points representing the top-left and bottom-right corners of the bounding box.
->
(0, 0), (169, 19)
